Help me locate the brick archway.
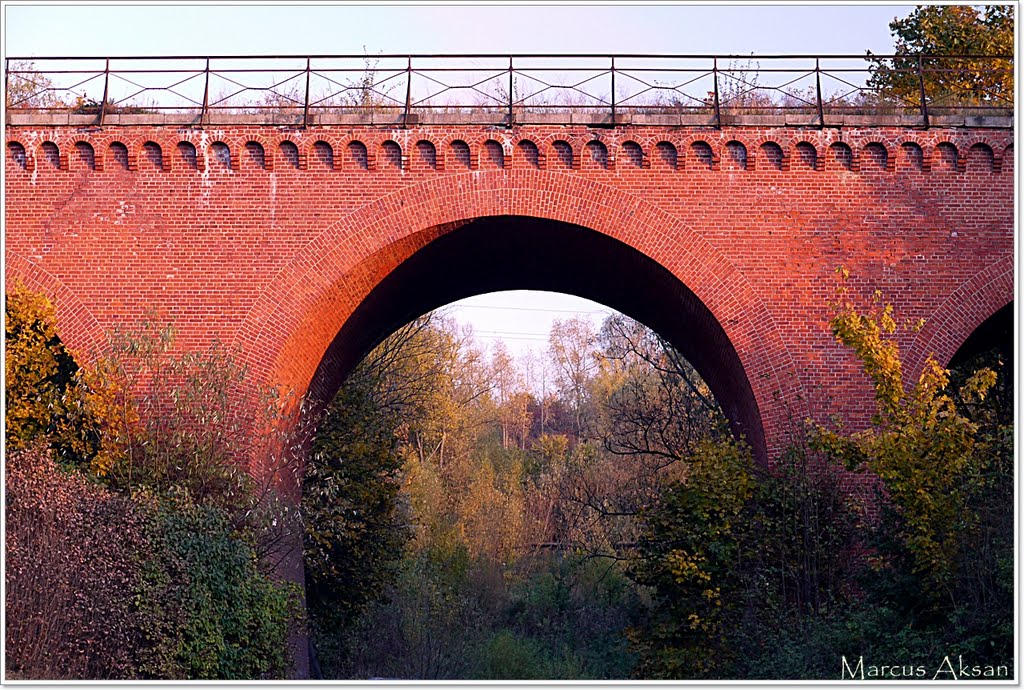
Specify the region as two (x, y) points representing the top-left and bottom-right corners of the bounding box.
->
(908, 255), (1014, 375)
(5, 250), (106, 361)
(234, 170), (804, 464)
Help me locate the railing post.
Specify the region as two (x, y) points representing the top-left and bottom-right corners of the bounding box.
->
(201, 58), (210, 128)
(4, 58), (10, 108)
(917, 54), (929, 129)
(712, 56), (721, 129)
(99, 57), (110, 126)
(610, 56), (616, 125)
(815, 57), (824, 129)
(303, 57), (311, 128)
(403, 56), (412, 128)
(508, 56), (514, 127)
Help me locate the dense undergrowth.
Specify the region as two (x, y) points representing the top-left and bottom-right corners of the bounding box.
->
(5, 262), (1012, 680)
(5, 283), (301, 680)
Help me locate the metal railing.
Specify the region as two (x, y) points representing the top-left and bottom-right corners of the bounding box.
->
(4, 53), (1014, 128)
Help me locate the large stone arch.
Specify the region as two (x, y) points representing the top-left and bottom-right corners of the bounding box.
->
(234, 170), (805, 465)
(907, 255), (1014, 375)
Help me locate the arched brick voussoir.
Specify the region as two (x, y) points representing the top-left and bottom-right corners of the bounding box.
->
(102, 133), (156, 163)
(240, 132), (275, 155)
(5, 251), (106, 363)
(232, 169), (805, 456)
(907, 254), (1013, 377)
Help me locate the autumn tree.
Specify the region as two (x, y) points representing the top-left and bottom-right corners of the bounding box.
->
(537, 315), (732, 560)
(812, 270), (1012, 661)
(596, 314), (727, 465)
(813, 271), (999, 599)
(302, 317), (438, 675)
(490, 340), (519, 449)
(4, 282), (101, 467)
(868, 5), (1014, 106)
(548, 317), (599, 439)
(627, 439), (755, 678)
(5, 60), (64, 109)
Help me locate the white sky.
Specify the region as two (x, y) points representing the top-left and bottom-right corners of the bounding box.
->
(3, 2), (911, 358)
(5, 4), (904, 57)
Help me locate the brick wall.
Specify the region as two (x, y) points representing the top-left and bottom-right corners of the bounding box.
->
(5, 124), (1014, 469)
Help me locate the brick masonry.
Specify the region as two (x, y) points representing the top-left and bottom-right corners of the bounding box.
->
(4, 124), (1015, 468)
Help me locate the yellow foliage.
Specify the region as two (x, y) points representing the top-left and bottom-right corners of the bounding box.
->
(5, 282), (67, 447)
(815, 269), (998, 595)
(79, 362), (138, 477)
(4, 282), (143, 477)
(666, 549), (711, 585)
(4, 282), (109, 468)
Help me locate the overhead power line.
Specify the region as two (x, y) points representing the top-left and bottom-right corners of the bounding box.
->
(446, 304), (614, 315)
(473, 330), (552, 341)
(474, 334), (551, 342)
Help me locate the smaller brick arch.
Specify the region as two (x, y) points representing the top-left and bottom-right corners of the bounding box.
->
(933, 142), (959, 172)
(861, 142), (889, 171)
(585, 140), (608, 169)
(40, 141), (61, 170)
(313, 141), (334, 170)
(654, 141), (677, 170)
(689, 141), (714, 170)
(244, 141), (266, 170)
(279, 141), (300, 170)
(206, 141), (231, 170)
(620, 140), (643, 168)
(414, 140), (437, 171)
(5, 252), (106, 364)
(7, 141), (28, 170)
(380, 141), (403, 171)
(827, 142), (853, 171)
(723, 141), (747, 170)
(177, 141), (199, 170)
(759, 141), (784, 171)
(948, 302), (1012, 372)
(552, 140), (574, 170)
(517, 139), (540, 168)
(141, 141), (164, 171)
(449, 140), (472, 169)
(482, 140), (505, 169)
(898, 141), (924, 172)
(966, 143), (994, 173)
(793, 141), (817, 170)
(109, 142), (130, 170)
(73, 141), (96, 171)
(346, 140), (369, 170)
(1001, 144), (1013, 174)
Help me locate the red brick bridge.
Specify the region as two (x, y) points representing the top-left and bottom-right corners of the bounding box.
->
(6, 118), (1013, 466)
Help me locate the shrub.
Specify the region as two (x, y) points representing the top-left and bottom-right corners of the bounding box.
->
(133, 492), (300, 679)
(5, 446), (301, 680)
(5, 447), (144, 679)
(5, 287), (304, 680)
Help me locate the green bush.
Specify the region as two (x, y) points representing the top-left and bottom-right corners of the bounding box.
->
(134, 492), (300, 679)
(474, 630), (551, 679)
